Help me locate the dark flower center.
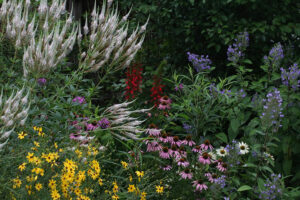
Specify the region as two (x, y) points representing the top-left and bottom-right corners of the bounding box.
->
(162, 133), (167, 138)
(198, 179), (203, 184)
(195, 145), (200, 149)
(180, 158), (186, 162)
(179, 146), (185, 151)
(204, 140), (210, 145)
(240, 145), (245, 150)
(92, 121), (97, 126)
(202, 152), (209, 159)
(212, 174), (217, 179)
(220, 149), (225, 154)
(171, 145), (177, 151)
(173, 136), (179, 142)
(162, 95), (169, 100)
(222, 163), (227, 168)
(149, 123), (157, 129)
(184, 169), (190, 173)
(186, 135), (192, 141)
(161, 101), (168, 105)
(163, 147), (169, 152)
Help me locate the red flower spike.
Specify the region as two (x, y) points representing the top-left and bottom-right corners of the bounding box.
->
(125, 63), (143, 100)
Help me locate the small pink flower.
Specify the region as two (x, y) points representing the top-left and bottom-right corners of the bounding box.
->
(147, 112), (152, 117)
(205, 173), (218, 183)
(192, 180), (208, 192)
(72, 96), (86, 104)
(179, 169), (193, 179)
(177, 158), (190, 167)
(159, 132), (169, 143)
(198, 152), (211, 165)
(217, 162), (227, 172)
(158, 102), (171, 110)
(146, 129), (161, 137)
(159, 147), (171, 159)
(181, 135), (196, 146)
(86, 123), (98, 131)
(69, 133), (78, 140)
(160, 95), (172, 104)
(192, 145), (202, 153)
(146, 140), (162, 152)
(171, 136), (182, 147)
(200, 139), (213, 150)
(161, 165), (172, 171)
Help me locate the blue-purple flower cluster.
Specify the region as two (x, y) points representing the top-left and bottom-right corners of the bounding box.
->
(227, 32), (249, 63)
(183, 123), (192, 134)
(260, 88), (284, 130)
(98, 117), (110, 129)
(215, 175), (226, 188)
(280, 63), (300, 90)
(259, 174), (283, 200)
(264, 43), (284, 68)
(187, 52), (212, 72)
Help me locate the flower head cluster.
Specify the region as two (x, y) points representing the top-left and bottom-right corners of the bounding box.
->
(72, 96), (86, 104)
(280, 63), (300, 90)
(37, 78), (47, 86)
(0, 87), (30, 151)
(227, 32), (249, 63)
(80, 1), (148, 72)
(260, 88), (284, 130)
(158, 95), (172, 110)
(125, 63), (143, 100)
(0, 0), (35, 47)
(259, 174), (283, 200)
(264, 43), (284, 69)
(187, 52), (212, 72)
(150, 76), (164, 107)
(142, 129), (251, 194)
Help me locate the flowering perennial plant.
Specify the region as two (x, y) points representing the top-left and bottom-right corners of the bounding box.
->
(280, 63), (300, 90)
(260, 88), (284, 130)
(187, 52), (212, 72)
(259, 174), (283, 200)
(0, 87), (30, 151)
(264, 43), (284, 69)
(125, 63), (143, 100)
(150, 75), (164, 107)
(227, 32), (249, 63)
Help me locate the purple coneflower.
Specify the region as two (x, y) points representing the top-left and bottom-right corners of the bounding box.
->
(198, 152), (211, 165)
(181, 135), (195, 146)
(180, 169), (193, 179)
(217, 162), (228, 172)
(171, 136), (182, 147)
(177, 158), (190, 167)
(159, 147), (171, 159)
(205, 173), (218, 183)
(192, 145), (202, 153)
(200, 139), (213, 150)
(192, 179), (208, 192)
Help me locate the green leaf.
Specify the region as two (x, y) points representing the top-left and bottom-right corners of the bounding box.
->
(237, 185), (252, 192)
(215, 132), (228, 143)
(230, 118), (240, 133)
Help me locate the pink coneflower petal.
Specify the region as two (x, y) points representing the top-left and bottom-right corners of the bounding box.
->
(161, 165), (172, 171)
(198, 152), (211, 165)
(179, 169), (193, 179)
(193, 180), (208, 192)
(200, 139), (213, 150)
(177, 158), (190, 167)
(159, 147), (171, 159)
(160, 96), (172, 104)
(181, 135), (196, 147)
(192, 145), (202, 153)
(217, 162), (227, 172)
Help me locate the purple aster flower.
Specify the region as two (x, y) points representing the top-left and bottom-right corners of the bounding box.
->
(264, 43), (284, 69)
(259, 174), (283, 200)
